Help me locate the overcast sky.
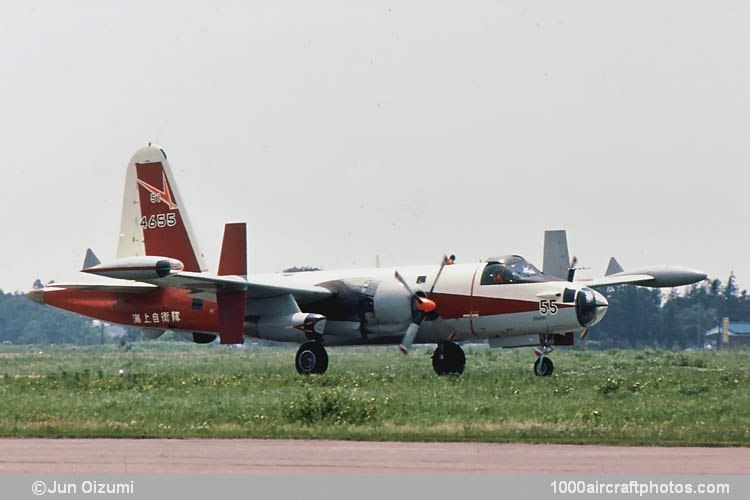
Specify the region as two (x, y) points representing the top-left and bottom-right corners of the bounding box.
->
(1, 1), (748, 292)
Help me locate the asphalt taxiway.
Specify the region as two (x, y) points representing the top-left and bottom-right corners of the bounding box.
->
(0, 439), (747, 475)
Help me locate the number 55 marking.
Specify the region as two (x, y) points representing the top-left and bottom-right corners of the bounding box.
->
(539, 299), (558, 316)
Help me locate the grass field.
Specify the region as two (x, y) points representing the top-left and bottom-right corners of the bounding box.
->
(0, 343), (748, 445)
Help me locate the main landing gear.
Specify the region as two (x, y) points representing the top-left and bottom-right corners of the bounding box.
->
(533, 335), (554, 377)
(295, 342), (328, 375)
(432, 341), (465, 375)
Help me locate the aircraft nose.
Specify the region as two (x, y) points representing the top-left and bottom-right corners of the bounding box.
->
(592, 289), (608, 325)
(576, 287), (608, 328)
(26, 289), (44, 304)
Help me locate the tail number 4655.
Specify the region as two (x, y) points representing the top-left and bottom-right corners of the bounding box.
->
(140, 213), (177, 229)
(539, 300), (558, 315)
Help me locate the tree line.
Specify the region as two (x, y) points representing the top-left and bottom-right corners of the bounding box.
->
(592, 274), (746, 348)
(0, 291), (141, 345)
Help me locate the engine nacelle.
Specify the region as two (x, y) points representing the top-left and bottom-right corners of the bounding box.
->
(369, 281), (413, 334)
(336, 278), (412, 336)
(308, 277), (413, 337)
(254, 312), (327, 342)
(82, 256), (184, 281)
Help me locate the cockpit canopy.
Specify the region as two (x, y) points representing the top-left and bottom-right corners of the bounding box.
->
(480, 255), (547, 285)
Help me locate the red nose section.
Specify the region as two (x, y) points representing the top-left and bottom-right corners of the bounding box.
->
(416, 297), (437, 313)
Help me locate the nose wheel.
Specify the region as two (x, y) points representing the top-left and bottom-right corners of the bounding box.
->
(533, 335), (554, 377)
(295, 342), (328, 375)
(533, 356), (554, 377)
(432, 342), (465, 375)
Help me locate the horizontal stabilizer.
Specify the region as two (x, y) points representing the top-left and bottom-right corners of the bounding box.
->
(83, 248), (101, 270)
(605, 257), (623, 276)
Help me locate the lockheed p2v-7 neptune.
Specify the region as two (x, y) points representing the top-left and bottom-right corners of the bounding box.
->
(28, 145), (706, 376)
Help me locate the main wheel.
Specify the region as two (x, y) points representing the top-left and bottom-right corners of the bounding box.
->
(295, 342), (329, 375)
(533, 356), (554, 377)
(431, 342), (466, 376)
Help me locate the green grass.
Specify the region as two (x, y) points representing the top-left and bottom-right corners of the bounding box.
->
(0, 343), (748, 445)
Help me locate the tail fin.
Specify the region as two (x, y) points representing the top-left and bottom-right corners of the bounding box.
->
(543, 230), (571, 280)
(117, 144), (207, 272)
(605, 257), (624, 276)
(82, 248), (101, 269)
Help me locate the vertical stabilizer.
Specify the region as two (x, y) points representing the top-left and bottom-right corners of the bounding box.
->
(605, 257), (624, 276)
(543, 230), (571, 280)
(117, 144), (207, 272)
(82, 248), (101, 270)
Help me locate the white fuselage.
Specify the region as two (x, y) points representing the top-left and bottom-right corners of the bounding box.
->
(243, 261), (606, 347)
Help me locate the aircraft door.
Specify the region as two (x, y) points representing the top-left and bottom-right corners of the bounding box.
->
(470, 261), (522, 337)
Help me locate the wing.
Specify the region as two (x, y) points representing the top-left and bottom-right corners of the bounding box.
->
(48, 275), (333, 301)
(582, 274), (657, 288)
(146, 272), (333, 302)
(584, 266), (706, 289)
(582, 256), (706, 289)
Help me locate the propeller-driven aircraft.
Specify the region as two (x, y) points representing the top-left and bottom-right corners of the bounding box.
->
(28, 145), (707, 376)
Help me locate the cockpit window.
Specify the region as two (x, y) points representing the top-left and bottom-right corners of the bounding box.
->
(480, 255), (545, 285)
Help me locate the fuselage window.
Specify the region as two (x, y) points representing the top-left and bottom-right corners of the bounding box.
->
(192, 298), (204, 311)
(416, 275), (427, 284)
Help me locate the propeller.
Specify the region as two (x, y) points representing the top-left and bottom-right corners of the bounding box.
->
(394, 256), (447, 354)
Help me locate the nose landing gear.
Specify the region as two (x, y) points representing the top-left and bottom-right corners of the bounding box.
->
(533, 335), (554, 377)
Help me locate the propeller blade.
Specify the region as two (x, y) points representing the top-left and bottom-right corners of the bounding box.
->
(394, 270), (415, 295)
(579, 328), (589, 340)
(427, 255), (448, 296)
(395, 260), (444, 355)
(567, 256), (579, 282)
(399, 322), (421, 354)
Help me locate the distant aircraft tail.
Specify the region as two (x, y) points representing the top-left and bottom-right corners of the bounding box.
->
(605, 257), (624, 276)
(543, 230), (571, 280)
(82, 248), (101, 269)
(117, 144), (207, 272)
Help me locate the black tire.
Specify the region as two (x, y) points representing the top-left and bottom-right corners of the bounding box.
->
(533, 357), (554, 377)
(295, 342), (328, 375)
(431, 342), (466, 376)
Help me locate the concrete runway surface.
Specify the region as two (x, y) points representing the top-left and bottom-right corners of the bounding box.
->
(0, 439), (747, 475)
